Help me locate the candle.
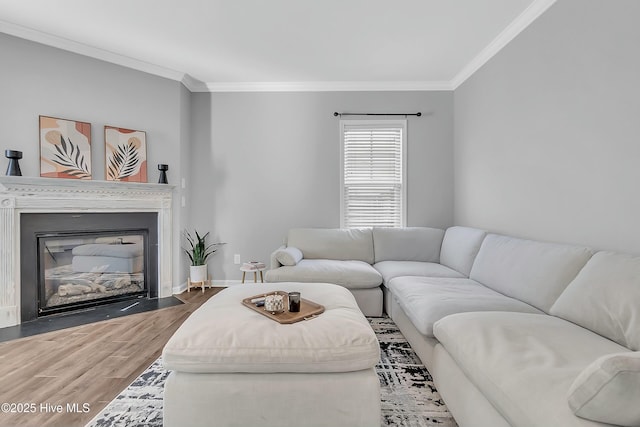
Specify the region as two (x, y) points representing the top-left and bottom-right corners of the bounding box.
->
(288, 292), (301, 312)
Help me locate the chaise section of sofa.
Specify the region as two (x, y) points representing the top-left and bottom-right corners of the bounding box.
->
(432, 311), (631, 427)
(431, 249), (640, 427)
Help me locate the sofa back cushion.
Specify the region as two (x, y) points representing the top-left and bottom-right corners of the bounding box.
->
(439, 226), (487, 277)
(551, 251), (640, 351)
(372, 227), (444, 263)
(287, 228), (374, 264)
(469, 234), (593, 313)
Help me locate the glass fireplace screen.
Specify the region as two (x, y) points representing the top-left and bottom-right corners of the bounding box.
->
(38, 233), (147, 312)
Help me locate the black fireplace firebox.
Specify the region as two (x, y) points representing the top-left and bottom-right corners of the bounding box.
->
(20, 212), (158, 321)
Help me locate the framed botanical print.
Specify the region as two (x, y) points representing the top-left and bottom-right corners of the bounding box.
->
(40, 115), (92, 179)
(104, 126), (147, 182)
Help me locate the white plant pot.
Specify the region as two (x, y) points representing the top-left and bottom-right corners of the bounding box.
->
(190, 265), (208, 283)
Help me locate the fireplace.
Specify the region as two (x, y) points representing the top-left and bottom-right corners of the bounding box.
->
(20, 212), (158, 321)
(37, 232), (147, 314)
(0, 176), (174, 328)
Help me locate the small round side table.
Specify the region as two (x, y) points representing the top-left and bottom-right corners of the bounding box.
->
(240, 265), (266, 284)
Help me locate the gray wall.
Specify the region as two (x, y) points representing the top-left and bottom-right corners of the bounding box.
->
(191, 91), (454, 280)
(454, 0), (640, 254)
(1, 30), (455, 285)
(0, 33), (191, 286)
(10, 0), (638, 285)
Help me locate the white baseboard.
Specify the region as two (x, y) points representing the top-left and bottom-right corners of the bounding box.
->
(172, 282), (188, 294)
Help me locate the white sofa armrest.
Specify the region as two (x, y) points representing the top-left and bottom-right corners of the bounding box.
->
(270, 245), (287, 269)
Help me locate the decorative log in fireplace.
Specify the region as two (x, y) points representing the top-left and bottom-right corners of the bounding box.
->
(20, 212), (158, 321)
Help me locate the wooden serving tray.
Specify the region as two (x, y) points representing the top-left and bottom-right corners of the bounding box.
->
(242, 291), (325, 324)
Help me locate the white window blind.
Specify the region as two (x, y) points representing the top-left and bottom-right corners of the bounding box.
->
(340, 120), (407, 228)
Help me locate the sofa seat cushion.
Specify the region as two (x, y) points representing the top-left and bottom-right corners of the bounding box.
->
(433, 312), (630, 427)
(374, 261), (464, 286)
(163, 283), (380, 373)
(265, 259), (382, 289)
(389, 277), (541, 337)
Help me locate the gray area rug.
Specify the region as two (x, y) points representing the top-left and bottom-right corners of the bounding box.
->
(86, 317), (457, 427)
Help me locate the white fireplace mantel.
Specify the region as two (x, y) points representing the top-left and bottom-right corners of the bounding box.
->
(0, 176), (175, 328)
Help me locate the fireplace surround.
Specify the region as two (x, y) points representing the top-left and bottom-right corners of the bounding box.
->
(20, 212), (158, 320)
(0, 176), (174, 328)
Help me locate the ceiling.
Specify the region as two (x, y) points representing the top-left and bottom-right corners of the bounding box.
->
(0, 0), (556, 92)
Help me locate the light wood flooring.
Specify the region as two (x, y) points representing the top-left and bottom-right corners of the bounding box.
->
(0, 288), (221, 427)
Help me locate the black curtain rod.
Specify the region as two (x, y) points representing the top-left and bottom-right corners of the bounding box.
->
(334, 112), (421, 117)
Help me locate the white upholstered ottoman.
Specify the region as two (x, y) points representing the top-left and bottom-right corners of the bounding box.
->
(162, 282), (381, 427)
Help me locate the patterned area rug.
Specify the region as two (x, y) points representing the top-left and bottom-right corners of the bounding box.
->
(373, 317), (457, 426)
(85, 317), (457, 427)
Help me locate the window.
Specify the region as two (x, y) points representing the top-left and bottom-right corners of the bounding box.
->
(340, 120), (407, 228)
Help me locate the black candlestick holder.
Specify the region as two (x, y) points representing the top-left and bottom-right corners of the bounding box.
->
(158, 164), (169, 184)
(5, 150), (22, 176)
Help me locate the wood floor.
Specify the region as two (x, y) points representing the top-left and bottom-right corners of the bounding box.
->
(0, 288), (221, 427)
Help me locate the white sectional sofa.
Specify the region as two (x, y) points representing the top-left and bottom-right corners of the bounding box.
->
(266, 226), (640, 427)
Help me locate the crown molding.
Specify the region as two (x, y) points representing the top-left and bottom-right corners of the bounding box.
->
(451, 0), (557, 89)
(203, 80), (454, 92)
(181, 74), (209, 92)
(1, 0), (556, 94)
(0, 19), (186, 83)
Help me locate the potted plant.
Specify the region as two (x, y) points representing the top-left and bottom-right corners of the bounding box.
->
(184, 230), (224, 283)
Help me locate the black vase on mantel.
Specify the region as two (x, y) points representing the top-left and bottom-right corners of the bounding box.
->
(5, 150), (22, 176)
(158, 164), (169, 184)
